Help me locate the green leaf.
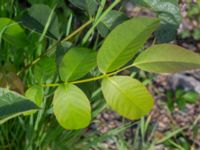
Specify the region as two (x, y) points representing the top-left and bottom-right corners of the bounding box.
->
(59, 47), (97, 82)
(139, 0), (181, 24)
(97, 10), (128, 37)
(24, 85), (43, 115)
(34, 56), (56, 83)
(56, 42), (72, 66)
(69, 0), (98, 16)
(132, 0), (181, 42)
(134, 44), (200, 73)
(101, 76), (154, 120)
(0, 18), (27, 48)
(21, 4), (60, 39)
(25, 85), (43, 106)
(53, 84), (91, 129)
(97, 17), (160, 73)
(0, 88), (39, 123)
(155, 24), (178, 43)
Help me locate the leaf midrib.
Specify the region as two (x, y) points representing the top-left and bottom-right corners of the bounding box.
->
(108, 77), (144, 114)
(104, 20), (158, 72)
(134, 60), (200, 66)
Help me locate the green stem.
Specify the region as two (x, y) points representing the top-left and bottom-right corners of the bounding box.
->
(39, 5), (56, 42)
(95, 0), (107, 21)
(17, 19), (93, 75)
(42, 64), (134, 87)
(61, 18), (93, 43)
(81, 0), (121, 45)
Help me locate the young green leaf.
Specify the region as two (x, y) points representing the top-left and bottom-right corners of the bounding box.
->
(59, 47), (97, 82)
(0, 88), (39, 123)
(101, 76), (154, 120)
(134, 44), (200, 73)
(53, 84), (91, 129)
(0, 18), (27, 48)
(97, 17), (160, 73)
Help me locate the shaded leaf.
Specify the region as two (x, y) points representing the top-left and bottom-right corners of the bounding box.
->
(134, 44), (200, 73)
(21, 4), (60, 39)
(132, 0), (181, 42)
(34, 56), (56, 83)
(28, 0), (61, 6)
(59, 47), (97, 82)
(0, 88), (39, 123)
(97, 10), (128, 37)
(102, 76), (154, 120)
(56, 42), (72, 67)
(53, 84), (91, 129)
(69, 0), (98, 16)
(155, 24), (177, 43)
(97, 17), (159, 73)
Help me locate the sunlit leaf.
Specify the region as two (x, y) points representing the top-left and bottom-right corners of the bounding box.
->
(134, 44), (200, 73)
(97, 17), (159, 73)
(102, 76), (154, 120)
(53, 84), (91, 129)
